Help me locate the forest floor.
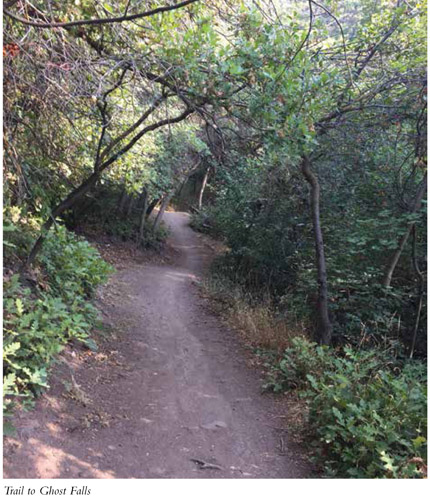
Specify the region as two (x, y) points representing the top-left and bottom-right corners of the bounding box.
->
(4, 212), (310, 479)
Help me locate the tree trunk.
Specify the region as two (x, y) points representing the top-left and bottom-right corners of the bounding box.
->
(146, 197), (160, 218)
(153, 192), (173, 232)
(301, 156), (332, 345)
(118, 188), (128, 213)
(126, 196), (135, 218)
(138, 188), (148, 245)
(24, 171), (100, 268)
(382, 174), (427, 287)
(198, 166), (210, 210)
(409, 224), (424, 359)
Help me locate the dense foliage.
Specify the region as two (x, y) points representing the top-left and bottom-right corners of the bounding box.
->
(3, 226), (112, 417)
(265, 338), (427, 478)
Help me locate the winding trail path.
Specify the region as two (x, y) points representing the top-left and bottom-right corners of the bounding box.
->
(4, 212), (306, 479)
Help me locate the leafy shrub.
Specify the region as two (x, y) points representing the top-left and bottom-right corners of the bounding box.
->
(81, 198), (170, 250)
(264, 337), (334, 392)
(265, 338), (427, 478)
(3, 226), (113, 416)
(139, 223), (170, 250)
(189, 210), (215, 235)
(39, 225), (113, 298)
(102, 215), (137, 241)
(3, 207), (41, 264)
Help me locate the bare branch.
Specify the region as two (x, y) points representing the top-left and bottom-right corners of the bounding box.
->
(99, 95), (166, 162)
(100, 106), (194, 171)
(4, 0), (200, 29)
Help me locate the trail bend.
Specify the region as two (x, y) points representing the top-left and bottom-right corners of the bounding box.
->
(4, 212), (305, 479)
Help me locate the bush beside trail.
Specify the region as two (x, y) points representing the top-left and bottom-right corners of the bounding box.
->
(264, 338), (427, 478)
(3, 226), (113, 419)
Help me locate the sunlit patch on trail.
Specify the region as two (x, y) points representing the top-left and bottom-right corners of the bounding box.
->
(28, 438), (115, 479)
(165, 270), (198, 282)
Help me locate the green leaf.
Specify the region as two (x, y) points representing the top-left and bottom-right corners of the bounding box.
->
(15, 298), (24, 316)
(412, 436), (426, 448)
(332, 406), (345, 424)
(84, 338), (98, 352)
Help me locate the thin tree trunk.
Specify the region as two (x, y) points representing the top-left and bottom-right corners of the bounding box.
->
(118, 188), (128, 213)
(146, 197), (160, 218)
(177, 178), (186, 197)
(409, 224), (424, 359)
(198, 166), (210, 210)
(24, 171), (100, 268)
(138, 188), (148, 245)
(153, 192), (173, 232)
(301, 156), (332, 345)
(382, 174), (427, 287)
(126, 196), (135, 217)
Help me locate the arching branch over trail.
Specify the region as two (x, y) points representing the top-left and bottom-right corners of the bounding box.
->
(4, 0), (200, 29)
(25, 104), (193, 268)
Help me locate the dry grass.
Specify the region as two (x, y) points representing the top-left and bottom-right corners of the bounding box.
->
(202, 274), (308, 353)
(228, 300), (307, 352)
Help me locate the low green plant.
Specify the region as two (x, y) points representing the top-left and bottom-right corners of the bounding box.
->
(3, 226), (113, 417)
(265, 338), (427, 478)
(263, 337), (333, 392)
(39, 225), (113, 298)
(189, 210), (215, 235)
(139, 223), (170, 250)
(82, 200), (170, 250)
(102, 215), (137, 241)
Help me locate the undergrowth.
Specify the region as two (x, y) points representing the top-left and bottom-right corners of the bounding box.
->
(203, 256), (428, 479)
(3, 225), (113, 423)
(93, 213), (169, 251)
(265, 338), (427, 478)
(203, 261), (304, 352)
(77, 188), (170, 251)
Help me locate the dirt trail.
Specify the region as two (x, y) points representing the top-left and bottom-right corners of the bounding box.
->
(4, 212), (306, 478)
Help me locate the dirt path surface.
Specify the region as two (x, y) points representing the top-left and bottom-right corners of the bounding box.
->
(4, 212), (307, 479)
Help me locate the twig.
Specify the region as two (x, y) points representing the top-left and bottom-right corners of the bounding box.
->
(190, 458), (223, 470)
(4, 0), (200, 29)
